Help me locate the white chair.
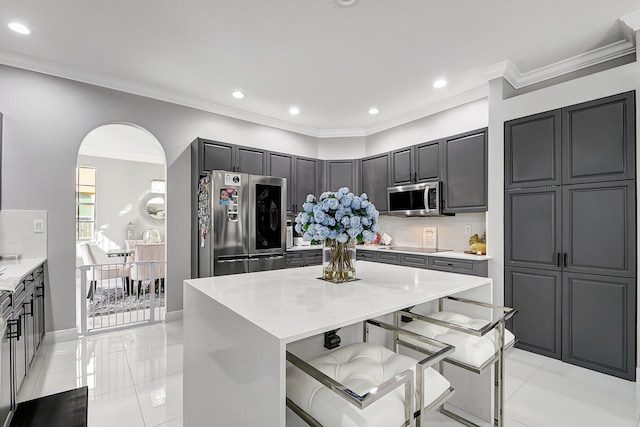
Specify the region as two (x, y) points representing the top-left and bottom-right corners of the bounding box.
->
(286, 319), (456, 427)
(129, 243), (165, 296)
(124, 239), (145, 264)
(78, 242), (130, 299)
(399, 296), (517, 427)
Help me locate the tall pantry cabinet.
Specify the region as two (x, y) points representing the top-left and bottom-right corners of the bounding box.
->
(504, 91), (637, 380)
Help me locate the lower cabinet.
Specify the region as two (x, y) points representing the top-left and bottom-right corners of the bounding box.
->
(506, 266), (636, 380)
(428, 256), (488, 276)
(505, 267), (562, 359)
(286, 250), (323, 268)
(0, 294), (13, 427)
(562, 272), (636, 380)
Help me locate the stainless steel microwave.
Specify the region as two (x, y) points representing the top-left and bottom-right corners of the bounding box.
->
(387, 181), (449, 216)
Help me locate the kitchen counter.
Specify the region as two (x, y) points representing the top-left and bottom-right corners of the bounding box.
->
(183, 261), (493, 426)
(287, 244), (491, 260)
(0, 258), (47, 292)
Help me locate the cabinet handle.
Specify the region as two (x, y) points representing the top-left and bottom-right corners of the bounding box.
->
(563, 253), (568, 268)
(557, 252), (561, 267)
(414, 172), (417, 183)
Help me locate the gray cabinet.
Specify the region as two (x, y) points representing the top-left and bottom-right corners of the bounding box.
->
(505, 91), (635, 187)
(356, 250), (378, 262)
(390, 147), (414, 185)
(360, 153), (390, 213)
(415, 140), (440, 182)
(562, 92), (635, 185)
(504, 110), (561, 189)
(504, 187), (562, 271)
(562, 273), (636, 380)
(236, 147), (267, 175)
(399, 253), (428, 269)
(200, 139), (267, 174)
(202, 140), (234, 173)
(428, 257), (488, 277)
(286, 249), (322, 268)
(294, 157), (320, 214)
(378, 252), (400, 265)
(442, 129), (488, 213)
(326, 160), (357, 193)
(267, 152), (294, 213)
(503, 92), (636, 380)
(563, 181), (635, 278)
(0, 293), (12, 426)
(505, 267), (562, 359)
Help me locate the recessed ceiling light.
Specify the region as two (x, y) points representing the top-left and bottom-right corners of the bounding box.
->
(8, 22), (32, 35)
(289, 107), (300, 115)
(232, 91), (245, 99)
(368, 107), (379, 115)
(433, 80), (447, 89)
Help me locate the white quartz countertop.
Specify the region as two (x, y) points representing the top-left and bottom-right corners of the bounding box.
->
(287, 244), (491, 260)
(184, 261), (492, 343)
(0, 258), (46, 292)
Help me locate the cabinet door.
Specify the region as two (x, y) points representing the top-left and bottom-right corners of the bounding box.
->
(202, 141), (234, 172)
(505, 110), (561, 189)
(390, 147), (414, 185)
(505, 267), (562, 359)
(562, 92), (635, 185)
(23, 293), (35, 369)
(360, 154), (390, 213)
(399, 253), (427, 269)
(267, 153), (294, 212)
(326, 160), (356, 192)
(562, 273), (636, 380)
(294, 157), (319, 214)
(14, 306), (26, 396)
(415, 140), (440, 182)
(236, 147), (266, 175)
(442, 129), (488, 213)
(0, 308), (11, 424)
(562, 180), (635, 278)
(505, 187), (562, 271)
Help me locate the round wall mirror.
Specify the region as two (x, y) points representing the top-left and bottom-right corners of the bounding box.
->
(141, 193), (166, 223)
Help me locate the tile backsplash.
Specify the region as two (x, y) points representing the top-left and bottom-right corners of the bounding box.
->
(377, 213), (486, 252)
(0, 210), (48, 258)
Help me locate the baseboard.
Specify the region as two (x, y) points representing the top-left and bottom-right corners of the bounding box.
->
(43, 328), (79, 344)
(164, 310), (183, 322)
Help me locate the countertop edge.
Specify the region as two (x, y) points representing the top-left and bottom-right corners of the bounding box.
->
(287, 245), (491, 260)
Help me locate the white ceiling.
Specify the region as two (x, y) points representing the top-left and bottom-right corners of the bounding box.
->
(1, 1), (639, 137)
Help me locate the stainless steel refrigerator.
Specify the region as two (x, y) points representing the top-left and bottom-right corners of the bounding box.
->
(198, 170), (287, 276)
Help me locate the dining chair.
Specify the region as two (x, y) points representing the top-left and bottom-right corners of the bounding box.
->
(78, 242), (130, 299)
(129, 243), (165, 296)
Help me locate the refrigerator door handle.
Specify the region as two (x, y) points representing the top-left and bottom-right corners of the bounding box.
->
(218, 257), (249, 264)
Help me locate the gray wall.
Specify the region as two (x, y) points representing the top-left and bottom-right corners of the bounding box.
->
(76, 155), (166, 247)
(0, 64), (318, 333)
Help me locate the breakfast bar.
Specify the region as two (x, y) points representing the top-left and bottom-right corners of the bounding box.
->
(183, 261), (494, 427)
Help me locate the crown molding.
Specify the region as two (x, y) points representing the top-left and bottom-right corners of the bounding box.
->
(620, 11), (640, 33)
(484, 38), (635, 89)
(362, 85), (489, 136)
(315, 128), (367, 138)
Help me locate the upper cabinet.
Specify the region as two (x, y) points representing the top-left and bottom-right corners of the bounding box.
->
(360, 153), (390, 213)
(325, 160), (357, 194)
(505, 91), (635, 189)
(200, 139), (266, 175)
(504, 110), (562, 189)
(267, 152), (294, 213)
(442, 129), (488, 213)
(562, 92), (635, 185)
(390, 147), (414, 185)
(293, 156), (321, 214)
(391, 140), (441, 186)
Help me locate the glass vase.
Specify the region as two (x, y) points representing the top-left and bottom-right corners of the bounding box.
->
(322, 239), (357, 283)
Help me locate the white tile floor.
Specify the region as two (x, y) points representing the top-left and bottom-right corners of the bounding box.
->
(19, 321), (640, 427)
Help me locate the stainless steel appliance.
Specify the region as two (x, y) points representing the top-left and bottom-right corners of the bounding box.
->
(387, 181), (452, 217)
(199, 171), (287, 276)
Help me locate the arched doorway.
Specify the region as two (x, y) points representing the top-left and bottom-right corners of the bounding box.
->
(75, 123), (167, 334)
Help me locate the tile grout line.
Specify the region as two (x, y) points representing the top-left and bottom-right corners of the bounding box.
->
(120, 329), (149, 427)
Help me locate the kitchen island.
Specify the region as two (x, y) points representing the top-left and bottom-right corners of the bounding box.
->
(183, 261), (493, 427)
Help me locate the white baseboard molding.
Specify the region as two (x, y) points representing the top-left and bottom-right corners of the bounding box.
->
(164, 310), (183, 322)
(43, 328), (79, 345)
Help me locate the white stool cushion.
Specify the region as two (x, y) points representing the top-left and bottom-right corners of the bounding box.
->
(401, 311), (516, 369)
(287, 342), (450, 427)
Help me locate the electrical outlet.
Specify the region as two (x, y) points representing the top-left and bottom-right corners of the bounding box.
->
(33, 219), (44, 233)
(464, 224), (472, 235)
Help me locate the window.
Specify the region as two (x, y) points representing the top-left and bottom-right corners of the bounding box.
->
(76, 166), (96, 240)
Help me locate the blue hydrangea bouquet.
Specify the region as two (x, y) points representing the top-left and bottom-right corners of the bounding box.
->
(294, 187), (380, 283)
